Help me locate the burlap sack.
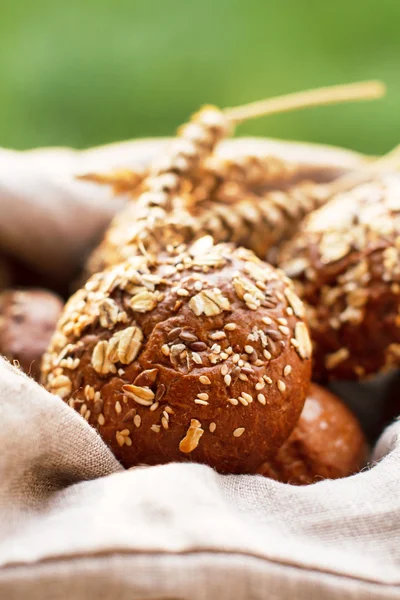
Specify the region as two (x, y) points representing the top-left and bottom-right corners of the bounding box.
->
(0, 139), (398, 599)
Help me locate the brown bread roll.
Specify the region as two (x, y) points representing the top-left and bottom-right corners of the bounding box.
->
(0, 289), (64, 381)
(278, 174), (400, 380)
(258, 383), (368, 485)
(42, 238), (312, 474)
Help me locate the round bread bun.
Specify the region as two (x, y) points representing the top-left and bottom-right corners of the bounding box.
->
(42, 237), (312, 474)
(0, 289), (64, 380)
(258, 383), (368, 485)
(278, 174), (400, 380)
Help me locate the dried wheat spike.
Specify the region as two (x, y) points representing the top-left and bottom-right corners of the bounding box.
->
(85, 174), (335, 276)
(77, 169), (146, 195)
(83, 81), (385, 276)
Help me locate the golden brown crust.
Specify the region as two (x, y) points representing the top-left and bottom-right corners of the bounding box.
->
(0, 289), (63, 380)
(278, 175), (400, 380)
(42, 239), (311, 474)
(258, 383), (368, 484)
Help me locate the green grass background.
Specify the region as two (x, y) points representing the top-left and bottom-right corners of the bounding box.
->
(1, 0), (399, 154)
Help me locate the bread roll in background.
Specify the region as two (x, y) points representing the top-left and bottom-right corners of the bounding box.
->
(258, 383), (368, 485)
(0, 289), (64, 381)
(278, 174), (400, 381)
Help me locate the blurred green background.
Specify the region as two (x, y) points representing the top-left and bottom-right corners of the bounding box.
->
(1, 0), (399, 155)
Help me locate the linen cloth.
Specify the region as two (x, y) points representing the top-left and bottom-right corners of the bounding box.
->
(0, 138), (399, 599)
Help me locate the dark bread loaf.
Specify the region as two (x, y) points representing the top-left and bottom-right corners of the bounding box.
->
(0, 289), (63, 380)
(278, 175), (400, 380)
(42, 238), (312, 473)
(258, 383), (368, 484)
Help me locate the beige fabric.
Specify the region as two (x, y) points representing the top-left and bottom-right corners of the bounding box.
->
(0, 139), (398, 599)
(0, 358), (399, 599)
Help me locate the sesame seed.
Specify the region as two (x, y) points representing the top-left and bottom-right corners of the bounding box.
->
(277, 380), (286, 393)
(161, 344), (170, 356)
(286, 307), (294, 316)
(263, 349), (272, 360)
(195, 399), (209, 405)
(84, 410), (91, 421)
(278, 317), (288, 326)
(199, 375), (211, 385)
(198, 393), (209, 401)
(245, 345), (254, 354)
(254, 359), (264, 367)
(224, 374), (232, 386)
(116, 432), (125, 447)
(209, 331), (226, 341)
(220, 352), (229, 360)
(228, 398), (239, 406)
(221, 363), (229, 376)
(279, 325), (290, 336)
(194, 280), (203, 291)
(98, 413), (105, 426)
(255, 380), (265, 390)
(162, 410), (170, 421)
(291, 338), (300, 348)
(283, 365), (292, 377)
(177, 288), (189, 296)
(125, 437), (132, 447)
(264, 376), (273, 384)
(80, 403), (87, 416)
(134, 414), (141, 428)
(121, 429), (130, 436)
(239, 374), (249, 382)
(115, 401), (122, 414)
(165, 406), (174, 414)
(161, 417), (169, 429)
(241, 392), (253, 403)
(150, 401), (159, 412)
(118, 368), (125, 376)
(238, 359), (244, 367)
(262, 316), (272, 325)
(224, 322), (237, 331)
(238, 397), (249, 406)
(257, 394), (266, 405)
(233, 427), (245, 437)
(209, 422), (216, 433)
(151, 424), (161, 433)
(232, 354), (240, 363)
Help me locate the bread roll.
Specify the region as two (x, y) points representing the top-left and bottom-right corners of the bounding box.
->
(42, 238), (312, 474)
(0, 289), (63, 380)
(279, 175), (400, 380)
(258, 383), (368, 484)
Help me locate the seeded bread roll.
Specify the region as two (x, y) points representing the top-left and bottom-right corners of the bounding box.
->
(278, 175), (400, 380)
(42, 238), (312, 474)
(0, 289), (64, 380)
(258, 383), (368, 485)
